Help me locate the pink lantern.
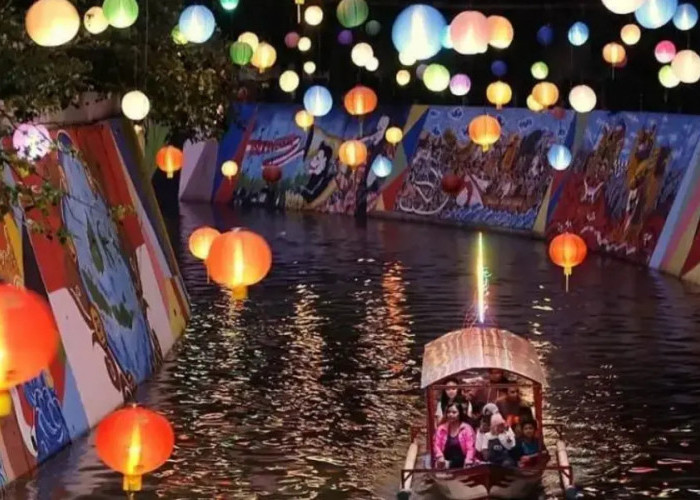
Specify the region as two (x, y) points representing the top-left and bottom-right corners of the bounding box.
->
(655, 40), (676, 64)
(450, 11), (489, 55)
(12, 124), (51, 160)
(284, 31), (300, 49)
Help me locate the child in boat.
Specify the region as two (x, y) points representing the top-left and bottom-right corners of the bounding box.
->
(433, 402), (476, 469)
(475, 414), (490, 460)
(435, 378), (467, 422)
(483, 413), (517, 467)
(516, 419), (542, 467)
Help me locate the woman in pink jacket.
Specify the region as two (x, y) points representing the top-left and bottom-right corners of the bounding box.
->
(433, 402), (476, 469)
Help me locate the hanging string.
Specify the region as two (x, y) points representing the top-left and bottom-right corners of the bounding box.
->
(143, 0), (149, 90)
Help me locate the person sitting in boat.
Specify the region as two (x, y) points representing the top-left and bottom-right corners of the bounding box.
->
(486, 369), (510, 402)
(483, 413), (517, 467)
(435, 377), (467, 422)
(433, 402), (476, 469)
(515, 419), (543, 468)
(475, 414), (491, 460)
(497, 385), (534, 428)
(466, 400), (485, 430)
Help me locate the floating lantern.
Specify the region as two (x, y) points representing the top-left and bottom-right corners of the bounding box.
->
(673, 3), (698, 30)
(102, 0), (137, 29)
(655, 40), (676, 63)
(531, 61), (549, 80)
(26, 0), (80, 46)
(303, 85), (333, 117)
(96, 406), (174, 492)
(295, 110), (314, 130)
(568, 84), (597, 113)
(547, 144), (572, 171)
(298, 36), (311, 52)
(337, 29), (353, 45)
(220, 0), (239, 11)
(487, 15), (514, 49)
(365, 57), (379, 71)
(366, 20), (381, 36)
(121, 90), (150, 121)
(441, 26), (453, 49)
(206, 229), (272, 299)
(423, 64), (450, 92)
(279, 70), (300, 92)
(0, 285), (59, 416)
(351, 42), (373, 67)
(416, 64), (427, 80)
(671, 49), (700, 83)
(396, 69), (411, 86)
(189, 227), (221, 260)
(338, 140), (368, 168)
(344, 85), (378, 116)
(84, 6), (108, 34)
(392, 4), (446, 61)
(12, 124), (51, 160)
(303, 61), (316, 75)
(491, 60), (507, 78)
(399, 51), (416, 66)
(537, 24), (553, 46)
(284, 31), (300, 48)
(336, 0), (369, 28)
(371, 155), (392, 178)
(549, 232), (587, 292)
(304, 5), (323, 25)
(171, 26), (187, 45)
(635, 0), (678, 29)
(602, 0), (646, 14)
(156, 145), (183, 179)
(468, 115), (501, 152)
(659, 65), (680, 88)
(251, 42), (276, 73)
(568, 21), (589, 46)
(229, 41), (253, 65)
(221, 161), (238, 180)
(486, 81), (512, 109)
(262, 164), (282, 184)
(441, 172), (463, 196)
(385, 127), (403, 144)
(178, 5), (215, 43)
(603, 42), (626, 65)
(527, 95), (544, 112)
(449, 74), (471, 96)
(238, 32), (259, 52)
(450, 10), (490, 55)
(532, 82), (559, 108)
(620, 24), (641, 45)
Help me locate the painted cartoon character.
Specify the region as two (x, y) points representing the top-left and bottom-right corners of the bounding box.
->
(300, 142), (335, 203)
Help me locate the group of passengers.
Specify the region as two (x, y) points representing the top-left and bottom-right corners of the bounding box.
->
(432, 370), (544, 470)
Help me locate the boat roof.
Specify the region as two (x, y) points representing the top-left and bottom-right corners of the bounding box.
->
(421, 327), (546, 388)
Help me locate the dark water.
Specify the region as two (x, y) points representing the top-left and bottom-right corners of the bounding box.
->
(8, 205), (700, 499)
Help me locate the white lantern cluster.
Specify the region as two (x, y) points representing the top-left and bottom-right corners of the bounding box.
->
(351, 42), (378, 71)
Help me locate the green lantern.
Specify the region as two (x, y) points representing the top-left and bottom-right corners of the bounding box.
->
(423, 63), (450, 92)
(172, 26), (188, 45)
(336, 0), (369, 28)
(365, 19), (381, 36)
(102, 0), (138, 29)
(530, 61), (549, 80)
(220, 0), (239, 11)
(229, 41), (253, 66)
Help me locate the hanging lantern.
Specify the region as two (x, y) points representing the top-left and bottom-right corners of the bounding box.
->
(527, 95), (544, 112)
(238, 32), (259, 52)
(96, 406), (174, 492)
(351, 42), (373, 67)
(284, 31), (300, 48)
(344, 85), (378, 116)
(635, 0), (678, 29)
(295, 110), (314, 130)
(416, 64), (427, 80)
(673, 3), (698, 30)
(189, 227), (220, 260)
(366, 20), (381, 36)
(0, 285), (59, 416)
(396, 69), (411, 86)
(220, 0), (239, 11)
(450, 10), (490, 55)
(491, 60), (508, 78)
(179, 5), (215, 43)
(371, 155), (392, 178)
(620, 24), (641, 45)
(262, 164), (282, 184)
(156, 146), (183, 179)
(279, 70), (299, 92)
(385, 126), (403, 145)
(84, 6), (108, 34)
(303, 61), (316, 75)
(399, 51), (416, 66)
(659, 65), (680, 88)
(441, 172), (463, 196)
(423, 64), (450, 92)
(298, 36), (311, 52)
(102, 0), (137, 29)
(441, 26), (453, 49)
(537, 24), (553, 46)
(531, 61), (549, 80)
(532, 82), (559, 108)
(486, 15), (514, 49)
(549, 232), (587, 292)
(121, 91), (150, 121)
(486, 81), (512, 109)
(336, 0), (369, 28)
(602, 0), (646, 14)
(12, 124), (51, 160)
(568, 85), (597, 113)
(221, 160), (238, 180)
(671, 50), (700, 84)
(655, 40), (676, 63)
(365, 57), (379, 71)
(391, 4), (446, 61)
(450, 74), (471, 96)
(171, 26), (188, 44)
(251, 42), (276, 73)
(304, 5), (323, 25)
(337, 29), (353, 45)
(547, 144), (572, 171)
(603, 42), (626, 65)
(568, 21), (589, 46)
(468, 115), (501, 152)
(229, 41), (253, 65)
(26, 0), (80, 47)
(303, 85), (333, 117)
(338, 140), (368, 169)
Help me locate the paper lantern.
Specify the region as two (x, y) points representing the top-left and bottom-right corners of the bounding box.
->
(220, 0), (239, 11)
(12, 124), (51, 160)
(238, 32), (259, 52)
(659, 65), (680, 88)
(284, 31), (300, 48)
(531, 61), (549, 80)
(189, 227), (220, 260)
(620, 24), (641, 45)
(423, 64), (450, 92)
(655, 40), (676, 63)
(295, 110), (314, 130)
(450, 10), (489, 55)
(441, 173), (463, 195)
(26, 0), (80, 46)
(304, 5), (323, 26)
(171, 26), (187, 45)
(441, 26), (453, 49)
(568, 21), (589, 46)
(344, 85), (377, 116)
(371, 155), (392, 178)
(366, 20), (381, 36)
(84, 6), (108, 34)
(337, 29), (353, 45)
(221, 161), (238, 180)
(298, 36), (311, 52)
(568, 85), (597, 113)
(603, 42), (626, 65)
(338, 140), (368, 168)
(351, 42), (373, 67)
(396, 69), (411, 86)
(121, 90), (150, 121)
(365, 57), (379, 71)
(399, 51), (416, 66)
(303, 61), (316, 75)
(537, 24), (553, 46)
(0, 285), (59, 416)
(527, 95), (544, 112)
(486, 81), (512, 109)
(547, 144), (572, 171)
(385, 126), (403, 144)
(337, 0), (369, 28)
(491, 60), (507, 78)
(635, 0), (678, 29)
(251, 42), (276, 73)
(392, 4), (446, 61)
(156, 146), (183, 179)
(96, 406), (174, 492)
(549, 232), (587, 291)
(179, 5), (215, 44)
(102, 0), (137, 29)
(303, 85), (333, 117)
(229, 41), (253, 65)
(416, 64), (427, 80)
(671, 50), (700, 83)
(468, 115), (501, 152)
(262, 164), (282, 184)
(487, 15), (514, 49)
(532, 82), (559, 108)
(450, 74), (471, 96)
(279, 70), (300, 92)
(602, 0), (646, 14)
(673, 3), (698, 30)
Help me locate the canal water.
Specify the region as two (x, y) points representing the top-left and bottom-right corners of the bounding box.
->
(7, 205), (700, 499)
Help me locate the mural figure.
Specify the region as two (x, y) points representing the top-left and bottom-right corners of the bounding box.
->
(300, 142), (335, 203)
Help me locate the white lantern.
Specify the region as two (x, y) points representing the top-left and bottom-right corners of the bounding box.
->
(601, 0), (646, 14)
(238, 32), (259, 52)
(568, 85), (597, 113)
(351, 42), (373, 67)
(279, 70), (300, 92)
(84, 6), (108, 34)
(365, 57), (379, 72)
(396, 69), (411, 86)
(304, 5), (323, 26)
(303, 61), (316, 75)
(121, 90), (150, 121)
(298, 36), (311, 52)
(671, 49), (700, 84)
(12, 124), (52, 160)
(398, 51), (416, 66)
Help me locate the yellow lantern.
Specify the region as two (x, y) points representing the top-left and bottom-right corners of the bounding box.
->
(487, 15), (514, 49)
(396, 69), (411, 86)
(659, 64), (680, 88)
(486, 81), (512, 109)
(221, 161), (238, 180)
(532, 82), (559, 108)
(468, 115), (501, 152)
(527, 94), (544, 112)
(25, 0), (80, 47)
(251, 42), (276, 73)
(303, 61), (316, 75)
(338, 140), (368, 169)
(603, 42), (626, 65)
(279, 70), (299, 93)
(304, 5), (323, 26)
(298, 36), (311, 52)
(385, 126), (403, 145)
(620, 24), (641, 45)
(237, 32), (259, 52)
(671, 50), (700, 84)
(295, 110), (314, 130)
(84, 6), (109, 34)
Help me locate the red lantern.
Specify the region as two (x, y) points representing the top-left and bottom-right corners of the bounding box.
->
(95, 405), (174, 492)
(155, 146), (183, 179)
(262, 164), (282, 184)
(343, 85), (378, 116)
(441, 172), (463, 196)
(549, 232), (587, 291)
(0, 285), (59, 416)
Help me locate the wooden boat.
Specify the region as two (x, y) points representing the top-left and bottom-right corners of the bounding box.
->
(398, 327), (576, 500)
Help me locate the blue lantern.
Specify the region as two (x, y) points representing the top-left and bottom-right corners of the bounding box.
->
(371, 155), (392, 178)
(635, 0), (678, 29)
(441, 26), (453, 50)
(392, 4), (446, 62)
(548, 145), (572, 171)
(179, 5), (216, 43)
(673, 3), (698, 30)
(568, 22), (589, 46)
(537, 24), (553, 46)
(491, 60), (507, 77)
(303, 86), (333, 117)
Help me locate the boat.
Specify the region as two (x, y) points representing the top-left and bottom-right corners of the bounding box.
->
(398, 326), (576, 500)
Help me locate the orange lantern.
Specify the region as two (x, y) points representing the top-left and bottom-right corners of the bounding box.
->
(532, 82), (559, 108)
(548, 232), (587, 292)
(343, 85), (378, 116)
(156, 146), (184, 179)
(95, 405), (175, 492)
(603, 42), (626, 65)
(205, 229), (272, 300)
(338, 140), (368, 168)
(487, 15), (514, 49)
(0, 285), (59, 416)
(188, 226), (220, 261)
(468, 115), (501, 152)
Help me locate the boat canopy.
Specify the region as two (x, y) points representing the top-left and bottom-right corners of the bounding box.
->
(421, 327), (546, 388)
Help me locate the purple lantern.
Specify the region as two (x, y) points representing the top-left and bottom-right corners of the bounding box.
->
(337, 29), (353, 45)
(284, 31), (300, 49)
(449, 74), (471, 96)
(12, 124), (51, 160)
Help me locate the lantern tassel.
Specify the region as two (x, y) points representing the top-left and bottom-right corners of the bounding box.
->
(564, 267), (572, 293)
(167, 171), (173, 179)
(0, 391), (11, 417)
(232, 286), (248, 301)
(123, 474), (142, 492)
